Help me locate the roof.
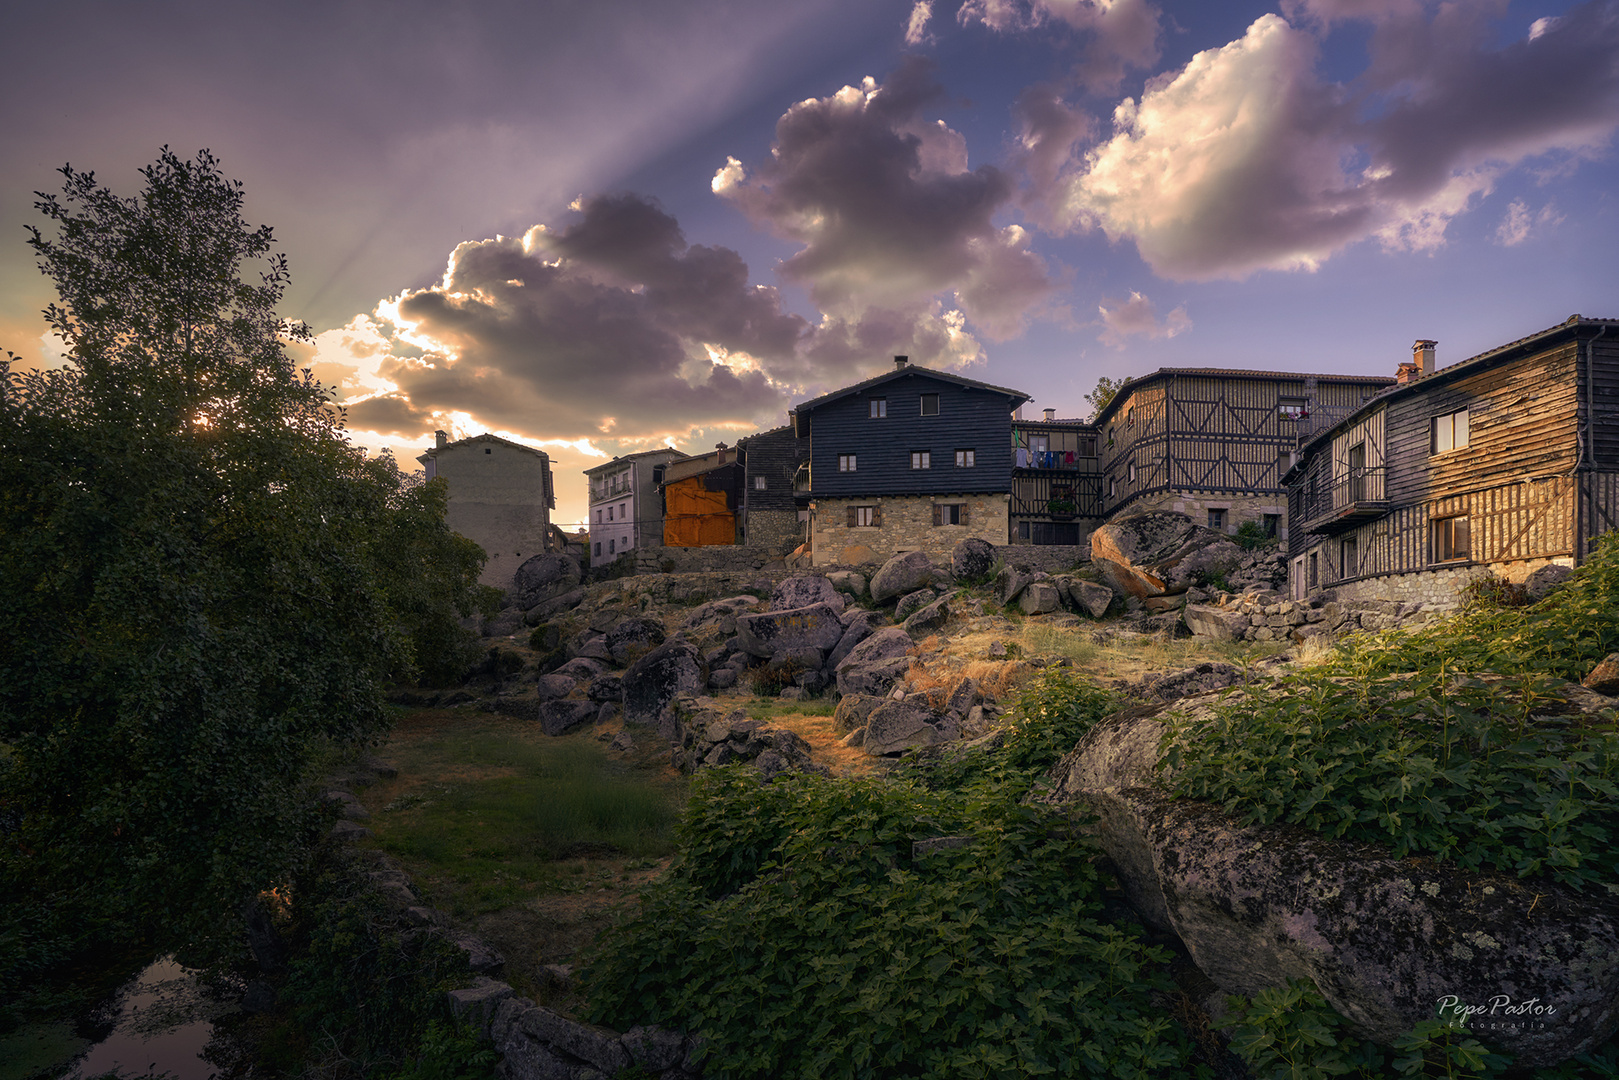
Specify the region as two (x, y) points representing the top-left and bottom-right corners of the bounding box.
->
(582, 447), (687, 477)
(418, 432), (550, 460)
(1092, 367), (1395, 427)
(1013, 416), (1095, 429)
(1287, 314), (1619, 476)
(735, 423), (798, 444)
(791, 363), (1030, 418)
(663, 450), (743, 485)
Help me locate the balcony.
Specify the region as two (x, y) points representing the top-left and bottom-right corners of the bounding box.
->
(1300, 466), (1388, 535)
(1013, 449), (1096, 471)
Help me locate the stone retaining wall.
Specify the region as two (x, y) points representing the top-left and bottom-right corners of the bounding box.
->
(1324, 555), (1572, 608)
(996, 544), (1090, 573)
(635, 546), (790, 574)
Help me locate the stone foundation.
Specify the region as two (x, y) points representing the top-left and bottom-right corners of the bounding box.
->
(742, 509), (804, 555)
(1117, 490), (1287, 542)
(810, 494), (1010, 567)
(1300, 555), (1574, 609)
(634, 546), (790, 574)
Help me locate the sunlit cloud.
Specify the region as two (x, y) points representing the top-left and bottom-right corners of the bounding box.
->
(1097, 290), (1190, 347)
(905, 1), (934, 45)
(958, 0), (1162, 92)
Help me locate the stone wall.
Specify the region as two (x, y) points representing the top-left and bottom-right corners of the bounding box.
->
(743, 508), (803, 555)
(1121, 490), (1287, 542)
(810, 493), (1010, 567)
(1308, 555), (1573, 609)
(996, 544), (1091, 573)
(634, 546), (790, 574)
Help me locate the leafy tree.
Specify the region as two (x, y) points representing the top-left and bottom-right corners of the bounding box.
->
(1084, 374), (1124, 421)
(0, 149), (485, 1010)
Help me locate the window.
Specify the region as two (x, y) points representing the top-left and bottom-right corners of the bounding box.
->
(920, 393), (940, 416)
(1018, 521), (1030, 540)
(619, 502), (627, 520)
(754, 475), (767, 490)
(484, 447), (492, 454)
(1128, 462), (1136, 483)
(1263, 513), (1280, 538)
(838, 454), (857, 472)
(1308, 552), (1319, 589)
(847, 505), (880, 528)
(934, 503), (967, 526)
(869, 397), (887, 418)
(911, 451), (931, 470)
(608, 538), (615, 554)
(1127, 406), (1134, 428)
(1077, 436), (1098, 457)
(607, 506), (613, 521)
(955, 449), (975, 468)
(1108, 477), (1116, 498)
(1432, 409), (1469, 453)
(1107, 427), (1115, 448)
(595, 509), (602, 523)
(1432, 515), (1471, 562)
(1279, 397), (1309, 420)
(594, 542), (601, 556)
(1208, 508), (1226, 531)
(1030, 435), (1049, 455)
(1341, 536), (1359, 578)
(652, 465), (666, 486)
(1277, 450), (1292, 479)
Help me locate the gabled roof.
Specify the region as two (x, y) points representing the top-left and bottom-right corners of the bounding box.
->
(582, 447), (687, 477)
(418, 432), (550, 460)
(791, 363), (1030, 418)
(663, 450), (743, 485)
(1287, 315), (1619, 474)
(1092, 367), (1394, 427)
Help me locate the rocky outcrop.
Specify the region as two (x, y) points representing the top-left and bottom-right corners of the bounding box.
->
(952, 537), (996, 581)
(668, 700), (827, 778)
(901, 595), (951, 637)
(893, 588), (937, 622)
(605, 617), (667, 665)
(870, 551), (934, 603)
(680, 595), (762, 636)
(834, 627), (914, 697)
(861, 700), (947, 755)
(826, 570), (866, 598)
(734, 602), (846, 658)
(769, 574), (842, 612)
(622, 640), (706, 726)
(510, 553), (583, 610)
(1089, 512), (1224, 600)
(1064, 577), (1115, 618)
(536, 699), (596, 736)
(827, 610), (884, 672)
(1183, 603), (1250, 641)
(1041, 694), (1619, 1068)
(993, 565), (1033, 607)
(1018, 581), (1060, 614)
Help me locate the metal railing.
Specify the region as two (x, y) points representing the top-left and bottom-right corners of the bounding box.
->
(1297, 466), (1387, 530)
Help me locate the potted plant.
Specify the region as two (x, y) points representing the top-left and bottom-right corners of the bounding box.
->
(1046, 497), (1077, 519)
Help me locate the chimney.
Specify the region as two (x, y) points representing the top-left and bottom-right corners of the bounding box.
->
(1043, 408), (1055, 422)
(434, 429), (447, 449)
(1395, 362), (1421, 385)
(1413, 339), (1437, 376)
(894, 355), (908, 369)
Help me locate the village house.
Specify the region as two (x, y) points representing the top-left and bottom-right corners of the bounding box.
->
(791, 356), (1029, 566)
(584, 448), (687, 564)
(1286, 316), (1619, 606)
(1094, 368), (1393, 542)
(661, 446), (745, 547)
(418, 431), (555, 590)
(1010, 407), (1103, 545)
(735, 424), (810, 553)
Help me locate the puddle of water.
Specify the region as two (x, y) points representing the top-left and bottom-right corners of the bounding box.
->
(12, 957), (236, 1080)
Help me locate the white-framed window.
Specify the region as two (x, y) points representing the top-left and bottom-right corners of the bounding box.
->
(1108, 476), (1116, 498)
(838, 454), (857, 472)
(1432, 409), (1469, 453)
(754, 475), (767, 490)
(1128, 462), (1136, 483)
(1030, 435), (1049, 455)
(1431, 515), (1471, 562)
(955, 449), (975, 468)
(911, 451), (931, 470)
(1279, 397), (1309, 420)
(934, 503), (966, 526)
(920, 393), (940, 416)
(869, 397), (887, 418)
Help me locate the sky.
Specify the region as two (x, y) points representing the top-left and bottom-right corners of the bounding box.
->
(4, 0), (1617, 529)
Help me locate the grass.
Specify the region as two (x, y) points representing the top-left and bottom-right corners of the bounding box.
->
(1019, 620), (1290, 678)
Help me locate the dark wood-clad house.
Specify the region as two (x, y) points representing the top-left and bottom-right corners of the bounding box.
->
(1094, 368), (1393, 540)
(1010, 409), (1102, 545)
(791, 357), (1029, 566)
(736, 424), (809, 553)
(1286, 317), (1619, 605)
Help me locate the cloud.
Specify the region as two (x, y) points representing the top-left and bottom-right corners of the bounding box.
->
(1011, 83), (1096, 225)
(342, 194), (808, 445)
(716, 58), (1056, 350)
(1097, 291), (1189, 347)
(1494, 198), (1563, 246)
(958, 0), (1162, 92)
(1039, 2), (1619, 280)
(905, 1), (934, 45)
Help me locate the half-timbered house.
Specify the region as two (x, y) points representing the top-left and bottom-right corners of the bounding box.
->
(1094, 368), (1393, 540)
(791, 357), (1029, 565)
(1287, 317), (1619, 605)
(1010, 409), (1102, 545)
(736, 424), (810, 553)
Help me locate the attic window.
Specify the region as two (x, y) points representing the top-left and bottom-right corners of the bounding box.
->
(920, 393), (940, 416)
(485, 447), (492, 454)
(869, 397), (887, 418)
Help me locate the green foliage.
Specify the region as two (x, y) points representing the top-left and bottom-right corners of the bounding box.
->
(0, 150), (489, 1002)
(1163, 666), (1619, 890)
(376, 1020), (498, 1080)
(1225, 978), (1384, 1079)
(581, 673), (1176, 1080)
(1234, 520), (1278, 551)
(1085, 375), (1125, 421)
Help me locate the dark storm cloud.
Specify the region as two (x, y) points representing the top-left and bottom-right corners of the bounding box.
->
(958, 0), (1163, 92)
(715, 58), (1057, 351)
(1043, 0), (1619, 279)
(349, 195), (801, 442)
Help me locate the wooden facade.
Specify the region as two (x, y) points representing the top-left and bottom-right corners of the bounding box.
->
(1094, 369), (1392, 536)
(661, 451), (743, 547)
(1287, 318), (1619, 602)
(737, 424), (810, 551)
(1010, 415), (1102, 544)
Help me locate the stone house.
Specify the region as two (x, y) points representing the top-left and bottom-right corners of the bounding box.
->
(418, 431), (554, 591)
(1094, 368), (1392, 542)
(791, 356), (1029, 566)
(1286, 316), (1619, 606)
(584, 448), (688, 564)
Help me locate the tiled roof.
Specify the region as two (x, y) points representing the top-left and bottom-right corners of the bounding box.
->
(420, 432), (549, 459)
(1093, 367), (1394, 426)
(793, 363), (1029, 414)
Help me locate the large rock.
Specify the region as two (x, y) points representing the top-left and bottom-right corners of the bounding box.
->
(951, 537), (997, 581)
(1068, 578), (1114, 618)
(1162, 539), (1244, 593)
(770, 574), (841, 612)
(509, 553), (582, 609)
(621, 641), (706, 726)
(870, 551), (934, 603)
(1018, 581), (1060, 615)
(1041, 694), (1619, 1068)
(735, 602), (846, 658)
(523, 586), (587, 624)
(1089, 511), (1225, 600)
(902, 595), (951, 637)
(1527, 563), (1575, 601)
(834, 627), (913, 697)
(838, 543), (880, 566)
(833, 693), (884, 733)
(605, 617), (667, 666)
(862, 700), (942, 755)
(681, 595), (762, 635)
(535, 674), (577, 701)
(827, 610), (884, 672)
(826, 570), (867, 598)
(536, 699), (596, 736)
(1183, 603), (1250, 642)
(893, 588), (938, 622)
(993, 565), (1033, 607)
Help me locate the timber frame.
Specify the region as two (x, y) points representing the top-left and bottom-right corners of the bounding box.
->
(1285, 316), (1619, 604)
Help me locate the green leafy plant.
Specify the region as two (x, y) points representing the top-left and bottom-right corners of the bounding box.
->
(1224, 978), (1382, 1079)
(1234, 520), (1279, 551)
